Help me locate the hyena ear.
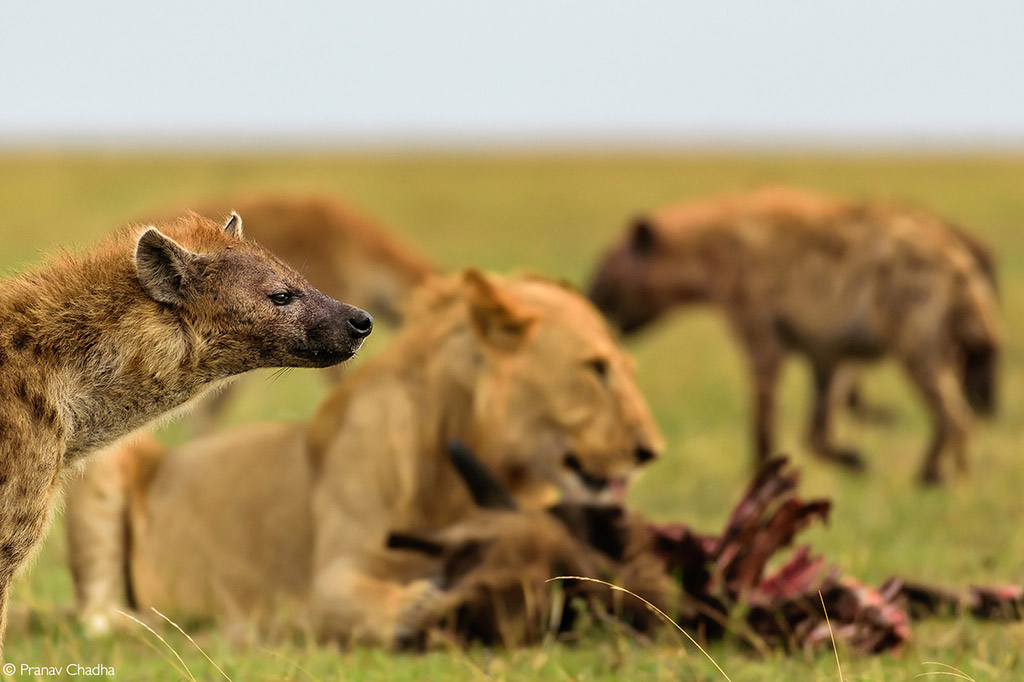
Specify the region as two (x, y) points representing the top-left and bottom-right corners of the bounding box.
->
(222, 211), (243, 238)
(463, 269), (535, 352)
(135, 228), (198, 305)
(630, 216), (658, 255)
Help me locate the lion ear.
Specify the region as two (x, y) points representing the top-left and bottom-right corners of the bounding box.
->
(463, 269), (534, 352)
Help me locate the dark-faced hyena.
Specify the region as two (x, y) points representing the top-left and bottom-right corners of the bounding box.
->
(140, 194), (438, 431)
(0, 211), (372, 646)
(589, 187), (1000, 484)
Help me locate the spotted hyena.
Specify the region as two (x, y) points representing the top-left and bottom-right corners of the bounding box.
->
(0, 211), (372, 646)
(589, 187), (1000, 483)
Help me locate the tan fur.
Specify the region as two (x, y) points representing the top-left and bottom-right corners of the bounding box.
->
(65, 270), (662, 645)
(0, 212), (371, 648)
(590, 187), (1001, 482)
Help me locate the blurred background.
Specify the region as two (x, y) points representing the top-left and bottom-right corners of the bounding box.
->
(2, 1), (1024, 679)
(3, 0), (1023, 148)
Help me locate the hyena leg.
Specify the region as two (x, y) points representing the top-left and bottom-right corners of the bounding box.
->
(65, 446), (133, 635)
(902, 359), (971, 485)
(807, 363), (866, 470)
(0, 577), (10, 653)
(0, 445), (62, 648)
(741, 336), (783, 466)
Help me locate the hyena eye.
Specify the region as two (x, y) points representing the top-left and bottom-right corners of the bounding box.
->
(268, 291), (298, 306)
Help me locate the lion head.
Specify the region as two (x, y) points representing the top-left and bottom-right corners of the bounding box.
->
(450, 269), (663, 505)
(306, 268), (663, 520)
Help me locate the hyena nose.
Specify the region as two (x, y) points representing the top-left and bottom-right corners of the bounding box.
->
(347, 309), (374, 339)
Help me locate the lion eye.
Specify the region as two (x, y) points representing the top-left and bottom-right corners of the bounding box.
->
(586, 358), (610, 381)
(268, 291), (298, 306)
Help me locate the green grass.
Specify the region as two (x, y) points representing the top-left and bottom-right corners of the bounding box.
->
(2, 152), (1024, 680)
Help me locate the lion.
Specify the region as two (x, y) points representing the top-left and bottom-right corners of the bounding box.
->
(589, 186), (1001, 483)
(65, 269), (663, 645)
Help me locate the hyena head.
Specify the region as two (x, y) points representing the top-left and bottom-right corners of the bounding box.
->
(135, 212), (373, 373)
(588, 216), (709, 335)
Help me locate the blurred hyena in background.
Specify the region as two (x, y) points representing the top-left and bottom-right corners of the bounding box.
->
(589, 186), (1000, 483)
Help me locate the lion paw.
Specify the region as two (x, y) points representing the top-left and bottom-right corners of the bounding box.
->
(79, 608), (124, 637)
(393, 579), (445, 650)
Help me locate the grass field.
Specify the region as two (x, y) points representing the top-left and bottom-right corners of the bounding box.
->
(1, 152), (1023, 680)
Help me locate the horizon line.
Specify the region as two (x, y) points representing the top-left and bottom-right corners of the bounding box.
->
(2, 130), (1024, 156)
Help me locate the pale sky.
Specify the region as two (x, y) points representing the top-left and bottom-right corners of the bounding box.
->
(2, 0), (1022, 145)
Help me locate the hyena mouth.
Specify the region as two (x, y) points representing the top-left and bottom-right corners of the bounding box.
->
(294, 347), (357, 367)
(617, 314), (650, 335)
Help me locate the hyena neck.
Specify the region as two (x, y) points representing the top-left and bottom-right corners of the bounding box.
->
(4, 284), (223, 461)
(74, 317), (220, 460)
(683, 235), (739, 303)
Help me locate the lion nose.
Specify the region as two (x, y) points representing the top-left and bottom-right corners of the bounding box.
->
(347, 309), (374, 339)
(635, 445), (657, 465)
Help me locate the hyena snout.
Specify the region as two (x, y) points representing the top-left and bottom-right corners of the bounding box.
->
(588, 270), (642, 334)
(591, 278), (667, 336)
(298, 297), (374, 367)
(330, 302), (374, 350)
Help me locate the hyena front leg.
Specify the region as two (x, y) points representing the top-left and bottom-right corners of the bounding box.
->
(0, 579), (10, 652)
(737, 330), (783, 466)
(807, 363), (867, 470)
(901, 356), (971, 485)
(0, 441), (62, 648)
